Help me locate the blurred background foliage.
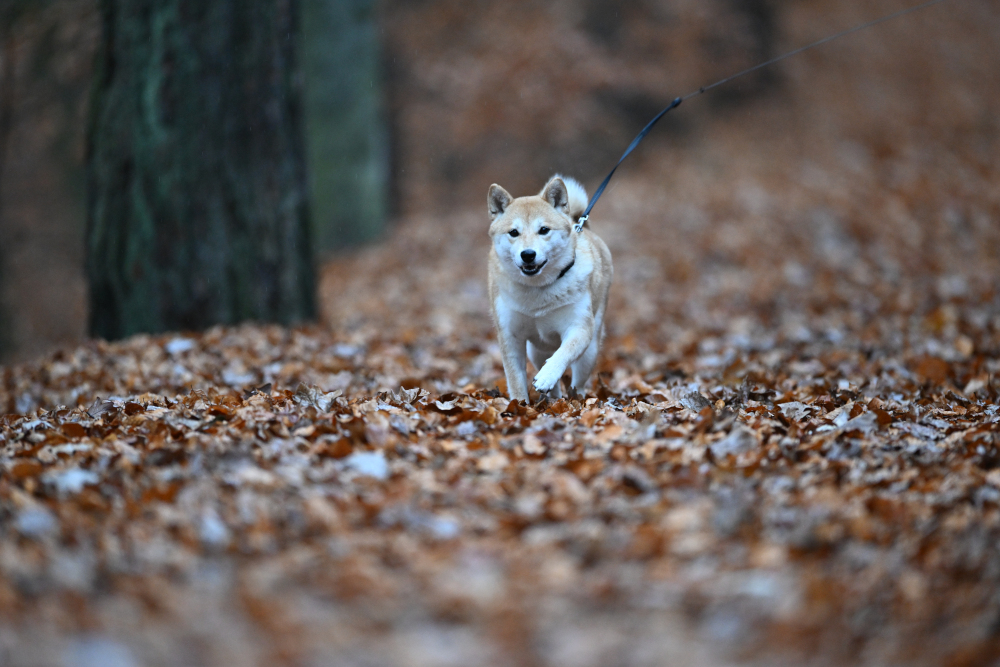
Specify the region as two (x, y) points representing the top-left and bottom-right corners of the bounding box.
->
(0, 0), (997, 363)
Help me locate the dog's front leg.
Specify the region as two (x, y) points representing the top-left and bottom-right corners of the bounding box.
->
(498, 333), (530, 402)
(532, 322), (593, 396)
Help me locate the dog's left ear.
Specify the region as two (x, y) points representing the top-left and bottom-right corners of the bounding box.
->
(488, 184), (513, 221)
(543, 177), (569, 213)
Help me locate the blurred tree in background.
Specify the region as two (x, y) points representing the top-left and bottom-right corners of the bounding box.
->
(0, 0), (92, 361)
(0, 1), (40, 359)
(86, 0), (315, 340)
(302, 0), (389, 253)
(0, 5), (17, 359)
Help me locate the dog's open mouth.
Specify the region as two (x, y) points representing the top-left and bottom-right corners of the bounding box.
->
(520, 260), (547, 276)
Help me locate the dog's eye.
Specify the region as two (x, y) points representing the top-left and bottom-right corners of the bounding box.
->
(538, 227), (550, 235)
(509, 229), (519, 237)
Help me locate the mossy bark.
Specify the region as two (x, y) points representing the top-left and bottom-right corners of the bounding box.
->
(86, 0), (315, 340)
(301, 0), (389, 254)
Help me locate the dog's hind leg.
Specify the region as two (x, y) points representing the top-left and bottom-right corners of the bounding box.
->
(528, 341), (562, 399)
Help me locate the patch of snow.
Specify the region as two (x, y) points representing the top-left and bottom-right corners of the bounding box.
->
(331, 343), (361, 358)
(63, 637), (138, 667)
(199, 509), (230, 549)
(16, 506), (58, 538)
(345, 451), (389, 480)
(164, 337), (195, 355)
(49, 468), (100, 495)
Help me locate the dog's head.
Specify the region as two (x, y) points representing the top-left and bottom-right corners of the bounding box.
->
(487, 176), (576, 285)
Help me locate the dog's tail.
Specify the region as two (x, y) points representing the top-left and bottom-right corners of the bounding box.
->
(553, 174), (589, 224)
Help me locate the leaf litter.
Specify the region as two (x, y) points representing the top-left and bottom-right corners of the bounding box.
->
(0, 286), (998, 665)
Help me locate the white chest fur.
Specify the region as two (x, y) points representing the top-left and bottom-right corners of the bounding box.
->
(494, 273), (593, 348)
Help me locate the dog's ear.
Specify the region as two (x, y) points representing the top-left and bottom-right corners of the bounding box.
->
(543, 177), (569, 213)
(488, 184), (512, 221)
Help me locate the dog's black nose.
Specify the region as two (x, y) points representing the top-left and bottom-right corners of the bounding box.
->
(520, 250), (536, 264)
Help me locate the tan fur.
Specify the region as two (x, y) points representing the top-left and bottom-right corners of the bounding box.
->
(487, 175), (612, 401)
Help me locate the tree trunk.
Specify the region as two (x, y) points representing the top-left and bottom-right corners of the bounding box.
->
(0, 14), (19, 360)
(301, 0), (389, 254)
(86, 0), (315, 340)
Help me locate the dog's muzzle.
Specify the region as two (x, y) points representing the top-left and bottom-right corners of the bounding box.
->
(519, 260), (547, 276)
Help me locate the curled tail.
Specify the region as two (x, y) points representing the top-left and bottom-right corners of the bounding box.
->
(541, 174), (589, 224)
(553, 174), (589, 223)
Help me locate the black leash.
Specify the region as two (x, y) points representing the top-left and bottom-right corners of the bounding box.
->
(573, 0), (950, 233)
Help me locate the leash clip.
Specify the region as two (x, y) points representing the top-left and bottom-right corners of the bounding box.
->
(573, 215), (588, 233)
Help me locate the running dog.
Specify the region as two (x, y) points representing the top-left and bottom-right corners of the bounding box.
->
(487, 175), (613, 401)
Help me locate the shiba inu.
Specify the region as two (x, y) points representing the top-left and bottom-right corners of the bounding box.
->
(487, 175), (613, 402)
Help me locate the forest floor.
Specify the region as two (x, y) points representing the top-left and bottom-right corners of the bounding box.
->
(2, 2), (1000, 665)
(2, 112), (999, 666)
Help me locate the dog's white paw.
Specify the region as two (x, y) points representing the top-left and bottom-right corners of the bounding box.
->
(532, 364), (563, 394)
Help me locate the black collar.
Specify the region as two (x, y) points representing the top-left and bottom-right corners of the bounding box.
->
(556, 255), (576, 280)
